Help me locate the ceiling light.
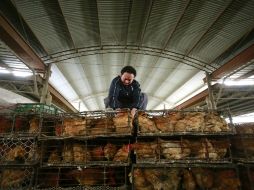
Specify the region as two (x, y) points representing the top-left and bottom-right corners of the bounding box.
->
(0, 67), (11, 74)
(219, 78), (254, 86)
(12, 70), (33, 77)
(226, 112), (254, 123)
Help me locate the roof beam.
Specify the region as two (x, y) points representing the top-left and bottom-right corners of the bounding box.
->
(0, 14), (45, 72)
(209, 44), (254, 80)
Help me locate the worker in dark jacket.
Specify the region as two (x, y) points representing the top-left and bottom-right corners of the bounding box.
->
(104, 66), (148, 117)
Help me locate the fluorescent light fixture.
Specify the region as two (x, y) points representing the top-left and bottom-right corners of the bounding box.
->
(12, 70), (33, 77)
(219, 79), (254, 86)
(226, 112), (254, 123)
(0, 67), (11, 74)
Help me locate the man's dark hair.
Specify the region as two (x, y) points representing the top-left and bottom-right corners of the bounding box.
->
(121, 66), (136, 77)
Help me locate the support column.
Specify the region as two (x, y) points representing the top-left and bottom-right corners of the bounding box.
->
(40, 63), (52, 104)
(206, 72), (216, 110)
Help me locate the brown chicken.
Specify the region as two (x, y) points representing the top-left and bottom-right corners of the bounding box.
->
(183, 169), (196, 190)
(69, 168), (104, 186)
(138, 114), (159, 133)
(1, 169), (27, 188)
(204, 112), (229, 132)
(62, 143), (73, 163)
(143, 169), (164, 190)
(4, 145), (26, 163)
(159, 139), (191, 159)
(62, 118), (86, 136)
(104, 143), (118, 161)
(132, 169), (154, 190)
(73, 143), (91, 163)
(87, 118), (115, 135)
(192, 168), (213, 188)
(152, 116), (174, 132)
(175, 112), (205, 132)
(113, 112), (132, 133)
(29, 117), (39, 133)
(213, 169), (241, 190)
(91, 146), (105, 161)
(162, 168), (181, 190)
(113, 144), (130, 162)
(133, 142), (158, 160)
(48, 149), (61, 164)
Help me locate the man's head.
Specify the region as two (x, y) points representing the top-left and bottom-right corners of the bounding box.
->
(120, 66), (136, 85)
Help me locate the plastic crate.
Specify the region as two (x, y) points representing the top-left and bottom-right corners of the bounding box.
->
(15, 103), (61, 115)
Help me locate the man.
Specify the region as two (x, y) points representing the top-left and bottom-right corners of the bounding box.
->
(104, 66), (148, 117)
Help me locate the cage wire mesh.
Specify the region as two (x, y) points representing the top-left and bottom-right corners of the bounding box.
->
(136, 109), (235, 136)
(0, 138), (39, 165)
(0, 166), (35, 189)
(35, 166), (130, 189)
(131, 164), (241, 190)
(40, 110), (133, 139)
(41, 138), (131, 167)
(134, 136), (232, 164)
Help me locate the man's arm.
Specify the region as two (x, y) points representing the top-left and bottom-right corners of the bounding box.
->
(108, 77), (121, 109)
(131, 82), (142, 109)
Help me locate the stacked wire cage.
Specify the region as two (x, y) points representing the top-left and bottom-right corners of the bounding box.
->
(37, 109), (133, 189)
(0, 107), (45, 189)
(232, 123), (254, 190)
(131, 109), (240, 190)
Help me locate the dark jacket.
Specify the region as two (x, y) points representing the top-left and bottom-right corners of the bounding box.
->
(108, 76), (142, 109)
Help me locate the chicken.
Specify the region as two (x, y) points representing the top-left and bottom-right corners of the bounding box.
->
(29, 117), (39, 133)
(87, 118), (115, 135)
(62, 143), (73, 163)
(4, 145), (26, 163)
(162, 168), (181, 190)
(1, 169), (27, 188)
(73, 143), (91, 163)
(213, 169), (240, 190)
(159, 139), (191, 159)
(143, 169), (164, 190)
(175, 112), (205, 132)
(192, 168), (213, 188)
(132, 169), (153, 190)
(91, 146), (105, 161)
(62, 118), (86, 136)
(183, 169), (196, 190)
(189, 140), (207, 159)
(69, 168), (104, 186)
(48, 149), (61, 164)
(113, 112), (132, 133)
(113, 144), (130, 162)
(138, 113), (159, 133)
(133, 142), (158, 160)
(152, 116), (174, 132)
(104, 143), (118, 161)
(204, 112), (230, 132)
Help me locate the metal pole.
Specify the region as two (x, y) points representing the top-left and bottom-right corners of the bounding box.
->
(40, 63), (52, 104)
(206, 72), (216, 110)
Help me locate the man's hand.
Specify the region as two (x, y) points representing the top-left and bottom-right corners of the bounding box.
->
(131, 108), (137, 118)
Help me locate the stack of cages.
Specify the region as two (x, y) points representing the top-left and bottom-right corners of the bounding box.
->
(232, 122), (254, 190)
(134, 109), (235, 164)
(0, 104), (53, 189)
(37, 109), (133, 189)
(132, 109), (239, 189)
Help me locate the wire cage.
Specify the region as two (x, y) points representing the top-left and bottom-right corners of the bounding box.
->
(136, 109), (235, 136)
(0, 138), (40, 165)
(0, 166), (35, 189)
(131, 164), (241, 190)
(40, 138), (132, 167)
(134, 136), (232, 164)
(35, 166), (130, 189)
(40, 110), (133, 139)
(231, 136), (254, 163)
(238, 164), (254, 190)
